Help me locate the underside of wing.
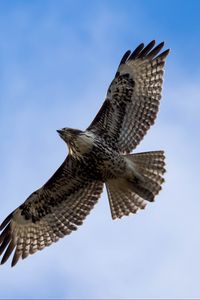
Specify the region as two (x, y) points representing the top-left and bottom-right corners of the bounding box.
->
(87, 40), (170, 153)
(0, 156), (103, 266)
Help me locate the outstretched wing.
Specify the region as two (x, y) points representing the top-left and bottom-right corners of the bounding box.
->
(0, 156), (103, 267)
(87, 40), (170, 153)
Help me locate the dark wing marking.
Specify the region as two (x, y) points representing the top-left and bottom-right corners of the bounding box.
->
(87, 40), (170, 153)
(0, 156), (103, 266)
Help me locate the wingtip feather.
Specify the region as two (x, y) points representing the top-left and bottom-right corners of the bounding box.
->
(0, 241), (16, 265)
(155, 48), (170, 60)
(0, 212), (13, 231)
(11, 248), (21, 267)
(129, 43), (144, 60)
(127, 40), (169, 61)
(119, 50), (131, 65)
(137, 40), (156, 58)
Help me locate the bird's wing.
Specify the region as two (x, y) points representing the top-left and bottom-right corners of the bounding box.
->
(0, 156), (103, 267)
(87, 40), (169, 153)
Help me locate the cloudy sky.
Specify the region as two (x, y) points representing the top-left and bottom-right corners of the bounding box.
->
(0, 0), (200, 299)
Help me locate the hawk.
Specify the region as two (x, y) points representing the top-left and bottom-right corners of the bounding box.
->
(0, 40), (169, 267)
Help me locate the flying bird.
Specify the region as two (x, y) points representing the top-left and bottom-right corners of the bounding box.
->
(0, 40), (169, 267)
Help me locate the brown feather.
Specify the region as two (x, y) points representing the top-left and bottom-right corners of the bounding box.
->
(129, 43), (144, 60)
(87, 41), (169, 153)
(0, 156), (103, 266)
(137, 40), (156, 58)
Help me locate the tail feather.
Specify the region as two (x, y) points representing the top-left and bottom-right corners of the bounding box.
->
(106, 182), (146, 219)
(106, 150), (165, 220)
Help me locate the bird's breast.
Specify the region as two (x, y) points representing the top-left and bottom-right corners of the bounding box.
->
(75, 132), (95, 154)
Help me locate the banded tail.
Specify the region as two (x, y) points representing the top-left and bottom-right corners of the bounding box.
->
(105, 151), (165, 219)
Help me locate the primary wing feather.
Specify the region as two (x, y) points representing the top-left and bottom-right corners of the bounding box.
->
(87, 40), (169, 153)
(0, 156), (103, 266)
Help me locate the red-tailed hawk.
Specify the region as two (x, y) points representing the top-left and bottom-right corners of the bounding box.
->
(0, 40), (169, 267)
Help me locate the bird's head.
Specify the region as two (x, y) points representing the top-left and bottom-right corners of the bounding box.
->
(57, 127), (82, 144)
(57, 127), (95, 156)
(57, 127), (84, 155)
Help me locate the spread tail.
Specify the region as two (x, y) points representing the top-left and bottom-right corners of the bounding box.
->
(105, 151), (166, 219)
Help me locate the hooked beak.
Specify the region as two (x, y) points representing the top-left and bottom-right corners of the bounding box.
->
(57, 129), (65, 138)
(57, 129), (63, 135)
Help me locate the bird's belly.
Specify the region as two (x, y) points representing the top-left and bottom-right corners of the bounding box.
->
(102, 157), (127, 179)
(93, 151), (127, 180)
(81, 145), (128, 181)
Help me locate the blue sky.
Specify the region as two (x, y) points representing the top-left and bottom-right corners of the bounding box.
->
(0, 0), (200, 299)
